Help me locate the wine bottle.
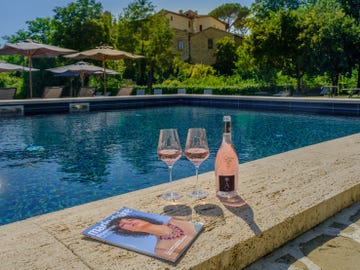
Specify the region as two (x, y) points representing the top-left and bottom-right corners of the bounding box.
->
(215, 116), (239, 198)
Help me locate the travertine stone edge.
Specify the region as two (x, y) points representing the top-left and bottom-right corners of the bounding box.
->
(0, 133), (359, 270)
(194, 185), (360, 270)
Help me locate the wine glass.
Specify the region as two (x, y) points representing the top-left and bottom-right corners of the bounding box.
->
(157, 129), (183, 200)
(185, 128), (210, 199)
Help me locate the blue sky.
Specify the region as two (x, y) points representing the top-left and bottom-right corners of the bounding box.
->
(0, 0), (254, 45)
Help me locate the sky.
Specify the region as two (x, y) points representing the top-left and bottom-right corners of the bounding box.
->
(0, 0), (254, 45)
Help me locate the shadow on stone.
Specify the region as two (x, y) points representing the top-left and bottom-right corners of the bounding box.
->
(221, 194), (262, 235)
(193, 204), (224, 217)
(194, 204), (225, 232)
(162, 204), (192, 220)
(350, 209), (360, 224)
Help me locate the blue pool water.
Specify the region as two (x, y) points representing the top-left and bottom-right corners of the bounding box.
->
(1, 106), (360, 225)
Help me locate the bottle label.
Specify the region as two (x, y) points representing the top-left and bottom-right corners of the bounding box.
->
(219, 175), (235, 192)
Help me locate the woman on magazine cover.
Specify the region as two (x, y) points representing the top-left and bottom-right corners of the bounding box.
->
(107, 215), (199, 261)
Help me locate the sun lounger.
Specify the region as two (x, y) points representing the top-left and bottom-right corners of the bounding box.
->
(320, 86), (338, 97)
(136, 89), (145, 95)
(78, 87), (96, 97)
(116, 86), (134, 96)
(273, 91), (289, 97)
(42, 86), (63, 99)
(177, 88), (186, 94)
(0, 87), (16, 99)
(343, 88), (360, 98)
(95, 91), (111, 96)
(153, 89), (162, 95)
(320, 87), (330, 96)
(204, 89), (213, 95)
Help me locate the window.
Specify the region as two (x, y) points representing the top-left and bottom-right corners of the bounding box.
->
(208, 39), (213, 49)
(199, 25), (203, 31)
(178, 40), (184, 51)
(170, 16), (173, 21)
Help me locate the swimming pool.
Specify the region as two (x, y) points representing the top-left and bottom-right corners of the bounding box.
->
(1, 106), (360, 225)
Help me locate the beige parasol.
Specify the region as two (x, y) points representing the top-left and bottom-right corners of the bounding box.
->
(65, 46), (144, 95)
(0, 60), (39, 72)
(46, 61), (119, 96)
(0, 39), (76, 98)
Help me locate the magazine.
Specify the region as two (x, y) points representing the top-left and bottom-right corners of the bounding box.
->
(83, 206), (203, 262)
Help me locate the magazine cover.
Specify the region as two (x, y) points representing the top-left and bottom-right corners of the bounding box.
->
(83, 207), (203, 262)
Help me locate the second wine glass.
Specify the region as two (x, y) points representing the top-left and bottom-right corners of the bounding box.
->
(157, 129), (183, 201)
(185, 128), (210, 199)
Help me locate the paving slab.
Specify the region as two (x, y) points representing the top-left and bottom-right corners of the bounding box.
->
(246, 202), (360, 270)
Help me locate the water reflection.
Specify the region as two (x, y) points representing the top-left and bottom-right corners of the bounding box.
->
(0, 107), (360, 225)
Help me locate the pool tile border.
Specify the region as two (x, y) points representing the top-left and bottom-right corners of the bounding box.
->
(0, 95), (359, 116)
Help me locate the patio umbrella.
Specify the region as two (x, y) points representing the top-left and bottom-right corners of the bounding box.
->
(46, 61), (119, 95)
(0, 60), (39, 72)
(65, 46), (144, 95)
(0, 39), (76, 98)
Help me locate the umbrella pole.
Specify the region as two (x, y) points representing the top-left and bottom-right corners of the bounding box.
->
(70, 77), (73, 97)
(28, 56), (33, 98)
(80, 73), (84, 87)
(103, 59), (106, 95)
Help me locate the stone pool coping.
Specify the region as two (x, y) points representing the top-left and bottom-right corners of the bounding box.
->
(1, 132), (359, 269)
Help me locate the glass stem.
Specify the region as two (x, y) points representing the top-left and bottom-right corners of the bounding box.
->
(168, 165), (173, 184)
(195, 165), (199, 192)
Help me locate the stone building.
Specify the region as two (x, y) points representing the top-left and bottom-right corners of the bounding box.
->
(163, 9), (241, 65)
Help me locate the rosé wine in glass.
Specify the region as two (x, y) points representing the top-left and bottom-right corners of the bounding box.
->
(185, 128), (210, 199)
(157, 129), (183, 201)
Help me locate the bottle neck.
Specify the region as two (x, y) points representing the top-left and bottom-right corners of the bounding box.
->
(222, 132), (232, 144)
(223, 120), (232, 143)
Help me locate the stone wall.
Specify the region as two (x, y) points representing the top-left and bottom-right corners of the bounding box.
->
(190, 28), (238, 65)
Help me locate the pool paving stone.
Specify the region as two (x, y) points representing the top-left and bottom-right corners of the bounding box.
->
(246, 202), (360, 270)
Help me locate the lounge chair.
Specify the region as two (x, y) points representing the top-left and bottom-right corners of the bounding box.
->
(78, 87), (96, 97)
(343, 88), (360, 98)
(95, 91), (111, 96)
(320, 86), (338, 97)
(320, 87), (330, 96)
(204, 89), (213, 95)
(136, 89), (145, 95)
(42, 86), (63, 99)
(116, 86), (134, 96)
(153, 89), (162, 95)
(273, 91), (289, 97)
(177, 88), (186, 94)
(0, 87), (16, 99)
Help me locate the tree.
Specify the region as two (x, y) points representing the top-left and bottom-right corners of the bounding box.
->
(117, 0), (174, 86)
(234, 43), (258, 80)
(209, 3), (250, 36)
(301, 0), (359, 87)
(252, 0), (311, 17)
(247, 9), (307, 93)
(214, 36), (238, 76)
(52, 0), (111, 50)
(337, 0), (360, 87)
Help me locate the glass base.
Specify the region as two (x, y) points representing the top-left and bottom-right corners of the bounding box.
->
(161, 192), (183, 201)
(187, 190), (208, 200)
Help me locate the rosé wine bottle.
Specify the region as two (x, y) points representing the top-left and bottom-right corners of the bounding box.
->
(215, 116), (239, 198)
